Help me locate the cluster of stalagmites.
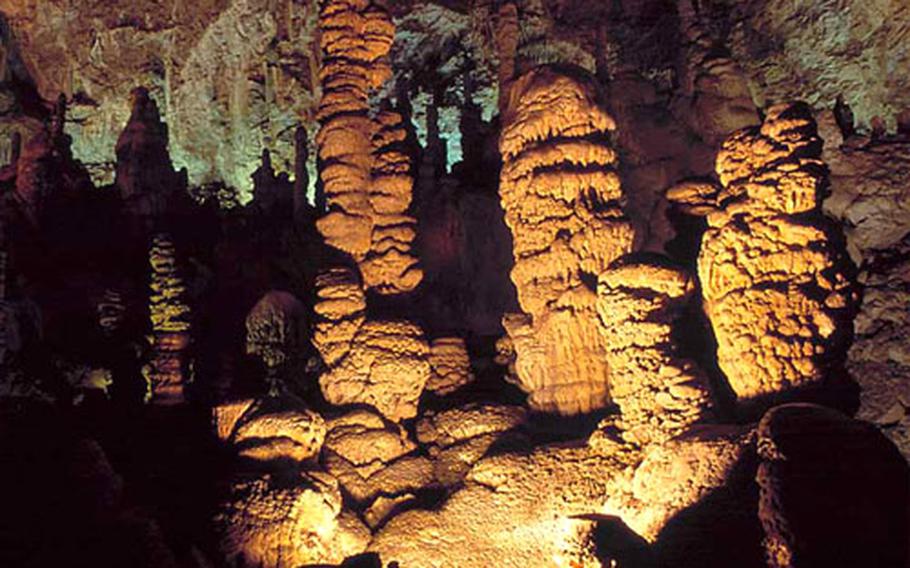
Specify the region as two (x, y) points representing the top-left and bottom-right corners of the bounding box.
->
(204, 21), (887, 566)
(498, 65), (634, 415)
(669, 102), (857, 403)
(146, 233), (191, 404)
(315, 0), (421, 295)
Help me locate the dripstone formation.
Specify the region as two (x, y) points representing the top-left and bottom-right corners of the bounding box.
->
(147, 233), (192, 404)
(597, 256), (713, 446)
(671, 103), (857, 405)
(498, 65), (635, 415)
(315, 0), (421, 295)
(0, 2), (906, 568)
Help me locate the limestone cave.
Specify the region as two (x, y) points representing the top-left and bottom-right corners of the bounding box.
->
(0, 0), (909, 566)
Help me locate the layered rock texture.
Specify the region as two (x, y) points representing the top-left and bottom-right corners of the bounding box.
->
(147, 233), (191, 404)
(498, 65), (634, 415)
(2, 2), (909, 567)
(677, 103), (857, 405)
(315, 0), (421, 295)
(245, 291), (307, 371)
(312, 267), (430, 421)
(216, 470), (370, 568)
(597, 256), (712, 446)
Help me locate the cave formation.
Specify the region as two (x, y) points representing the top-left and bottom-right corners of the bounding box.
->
(0, 0), (909, 567)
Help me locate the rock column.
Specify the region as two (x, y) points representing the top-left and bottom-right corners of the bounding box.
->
(498, 65), (635, 414)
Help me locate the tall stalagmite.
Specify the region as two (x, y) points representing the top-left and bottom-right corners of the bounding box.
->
(312, 266), (430, 422)
(597, 256), (712, 446)
(682, 103), (856, 404)
(315, 0), (421, 295)
(147, 233), (192, 404)
(115, 87), (183, 218)
(498, 65), (635, 414)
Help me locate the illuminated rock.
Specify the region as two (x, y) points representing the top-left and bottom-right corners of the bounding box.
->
(214, 397), (326, 464)
(324, 409), (416, 473)
(361, 107), (423, 294)
(313, 267), (430, 421)
(425, 337), (474, 396)
(245, 291), (307, 370)
(498, 65), (634, 415)
(213, 398), (257, 442)
(597, 256), (713, 446)
(370, 440), (637, 567)
(312, 266), (367, 368)
(322, 409), (434, 508)
(147, 233), (191, 404)
(756, 404), (909, 568)
(416, 403), (527, 486)
(600, 427), (753, 543)
(216, 471), (369, 568)
(316, 0), (421, 295)
(681, 103), (856, 403)
(675, 0), (759, 145)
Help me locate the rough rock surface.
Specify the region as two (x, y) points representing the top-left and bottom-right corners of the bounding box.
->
(598, 427), (754, 544)
(675, 0), (759, 147)
(147, 233), (191, 404)
(244, 290), (307, 370)
(361, 107), (423, 294)
(685, 103), (857, 404)
(425, 336), (474, 396)
(1, 0), (321, 195)
(215, 471), (370, 568)
(498, 65), (634, 415)
(597, 256), (712, 446)
(315, 0), (421, 295)
(415, 403), (527, 487)
(313, 266), (430, 421)
(819, 127), (910, 456)
(719, 0), (910, 130)
(213, 397), (326, 465)
(756, 404), (909, 567)
(115, 87), (184, 217)
(370, 441), (634, 567)
(322, 409), (434, 519)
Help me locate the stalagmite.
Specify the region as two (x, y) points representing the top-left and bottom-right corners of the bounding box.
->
(361, 107), (423, 293)
(115, 87), (183, 218)
(425, 337), (475, 396)
(498, 65), (635, 414)
(315, 0), (421, 295)
(671, 103), (857, 404)
(312, 266), (430, 421)
(245, 291), (307, 389)
(97, 289), (126, 336)
(147, 233), (192, 404)
(597, 256), (712, 446)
